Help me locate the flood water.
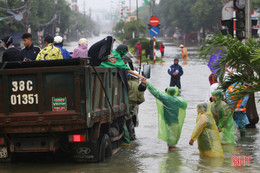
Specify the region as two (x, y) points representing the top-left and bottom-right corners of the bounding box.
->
(0, 35), (259, 173)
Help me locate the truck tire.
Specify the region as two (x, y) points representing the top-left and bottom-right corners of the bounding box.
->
(0, 148), (12, 163)
(98, 134), (112, 162)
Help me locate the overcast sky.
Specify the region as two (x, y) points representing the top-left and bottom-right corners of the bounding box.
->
(77, 0), (159, 13)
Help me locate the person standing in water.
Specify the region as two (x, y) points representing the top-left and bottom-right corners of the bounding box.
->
(168, 58), (183, 89)
(179, 44), (189, 64)
(142, 78), (187, 151)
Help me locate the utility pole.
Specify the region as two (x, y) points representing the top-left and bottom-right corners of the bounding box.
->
(245, 0), (251, 40)
(23, 0), (29, 33)
(129, 0), (131, 16)
(136, 0), (138, 38)
(149, 0), (154, 61)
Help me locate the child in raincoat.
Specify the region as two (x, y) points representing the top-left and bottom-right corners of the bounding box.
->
(142, 79), (187, 150)
(211, 90), (235, 144)
(189, 102), (223, 158)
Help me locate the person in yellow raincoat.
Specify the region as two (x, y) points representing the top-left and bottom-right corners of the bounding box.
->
(189, 102), (223, 157)
(142, 79), (187, 150)
(211, 90), (236, 144)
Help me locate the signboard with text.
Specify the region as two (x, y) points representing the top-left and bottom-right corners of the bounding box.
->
(52, 97), (67, 111)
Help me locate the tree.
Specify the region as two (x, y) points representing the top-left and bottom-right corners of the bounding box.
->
(157, 0), (223, 38)
(191, 0), (222, 33)
(200, 33), (260, 127)
(0, 0), (95, 42)
(113, 19), (146, 40)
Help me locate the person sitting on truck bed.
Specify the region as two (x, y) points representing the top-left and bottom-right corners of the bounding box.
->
(36, 36), (63, 61)
(1, 35), (23, 62)
(100, 44), (145, 79)
(54, 36), (71, 59)
(21, 33), (41, 61)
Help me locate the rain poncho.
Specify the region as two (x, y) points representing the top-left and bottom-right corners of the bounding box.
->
(211, 90), (235, 144)
(99, 49), (131, 70)
(128, 77), (145, 111)
(191, 102), (223, 157)
(147, 82), (187, 145)
(225, 83), (250, 128)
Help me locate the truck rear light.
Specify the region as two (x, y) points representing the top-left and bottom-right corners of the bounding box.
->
(0, 137), (5, 145)
(70, 135), (86, 142)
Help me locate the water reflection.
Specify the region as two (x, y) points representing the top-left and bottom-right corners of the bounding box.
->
(159, 150), (183, 173)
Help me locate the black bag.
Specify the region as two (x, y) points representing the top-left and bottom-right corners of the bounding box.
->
(88, 36), (114, 66)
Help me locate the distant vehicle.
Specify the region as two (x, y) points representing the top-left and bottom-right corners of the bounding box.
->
(93, 31), (100, 36)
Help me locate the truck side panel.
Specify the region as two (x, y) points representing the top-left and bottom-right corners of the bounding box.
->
(86, 67), (129, 127)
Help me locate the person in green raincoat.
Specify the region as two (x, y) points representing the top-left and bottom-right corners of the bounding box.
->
(189, 102), (223, 158)
(100, 44), (144, 79)
(211, 90), (236, 144)
(100, 44), (145, 145)
(141, 79), (187, 150)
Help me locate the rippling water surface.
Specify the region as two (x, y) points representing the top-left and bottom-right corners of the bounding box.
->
(0, 35), (259, 173)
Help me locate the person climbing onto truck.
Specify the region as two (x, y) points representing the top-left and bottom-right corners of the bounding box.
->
(36, 36), (63, 60)
(141, 78), (187, 151)
(100, 44), (145, 79)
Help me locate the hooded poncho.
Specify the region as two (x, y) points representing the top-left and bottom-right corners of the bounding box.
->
(211, 90), (236, 144)
(191, 102), (223, 157)
(99, 49), (130, 70)
(147, 83), (187, 145)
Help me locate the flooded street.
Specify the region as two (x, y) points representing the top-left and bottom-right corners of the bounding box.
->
(0, 35), (259, 173)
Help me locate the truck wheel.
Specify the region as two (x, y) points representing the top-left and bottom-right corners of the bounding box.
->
(0, 148), (12, 163)
(98, 134), (112, 162)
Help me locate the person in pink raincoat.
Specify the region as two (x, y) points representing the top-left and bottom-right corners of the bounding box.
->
(72, 38), (88, 58)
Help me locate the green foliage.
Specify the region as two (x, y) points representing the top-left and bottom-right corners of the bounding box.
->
(114, 19), (146, 40)
(191, 0), (222, 30)
(0, 0), (95, 41)
(157, 0), (222, 36)
(200, 33), (260, 101)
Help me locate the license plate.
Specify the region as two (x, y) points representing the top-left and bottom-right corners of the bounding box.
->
(0, 147), (8, 159)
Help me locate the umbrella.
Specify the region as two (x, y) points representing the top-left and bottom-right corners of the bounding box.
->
(208, 50), (224, 75)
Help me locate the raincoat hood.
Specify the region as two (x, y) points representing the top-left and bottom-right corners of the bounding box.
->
(79, 43), (88, 49)
(209, 73), (218, 85)
(167, 86), (178, 96)
(212, 90), (223, 103)
(197, 102), (211, 113)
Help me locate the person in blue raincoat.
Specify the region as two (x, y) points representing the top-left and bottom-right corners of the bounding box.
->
(141, 78), (187, 151)
(54, 36), (71, 59)
(168, 58), (183, 89)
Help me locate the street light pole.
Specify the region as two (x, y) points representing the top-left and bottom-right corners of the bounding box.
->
(136, 0), (138, 38)
(54, 0), (58, 36)
(245, 0), (251, 40)
(23, 0), (29, 33)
